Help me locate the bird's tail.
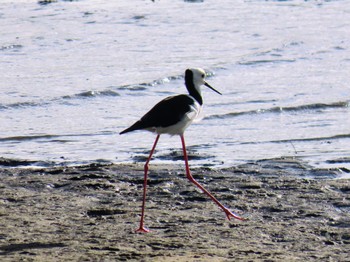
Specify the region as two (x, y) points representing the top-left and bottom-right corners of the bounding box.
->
(119, 120), (145, 135)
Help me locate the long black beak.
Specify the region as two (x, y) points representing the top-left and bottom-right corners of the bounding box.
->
(205, 82), (222, 95)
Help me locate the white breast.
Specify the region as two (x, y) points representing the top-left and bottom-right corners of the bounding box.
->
(155, 97), (201, 135)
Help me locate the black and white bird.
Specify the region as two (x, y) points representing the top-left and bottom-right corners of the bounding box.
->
(120, 68), (244, 233)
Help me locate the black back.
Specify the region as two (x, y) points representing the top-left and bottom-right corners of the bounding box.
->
(119, 94), (194, 134)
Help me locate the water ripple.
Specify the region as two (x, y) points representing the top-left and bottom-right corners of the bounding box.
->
(206, 101), (349, 120)
(239, 133), (350, 145)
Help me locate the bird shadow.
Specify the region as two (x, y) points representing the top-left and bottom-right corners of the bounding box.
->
(132, 149), (214, 162)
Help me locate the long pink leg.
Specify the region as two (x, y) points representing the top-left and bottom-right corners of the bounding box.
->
(180, 135), (245, 221)
(136, 134), (160, 233)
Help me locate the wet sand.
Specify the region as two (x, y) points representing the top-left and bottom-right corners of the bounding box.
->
(0, 157), (349, 261)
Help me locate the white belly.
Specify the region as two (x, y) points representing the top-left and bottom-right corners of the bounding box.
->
(153, 100), (201, 135)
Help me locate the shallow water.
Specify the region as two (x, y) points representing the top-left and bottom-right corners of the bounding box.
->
(0, 0), (349, 170)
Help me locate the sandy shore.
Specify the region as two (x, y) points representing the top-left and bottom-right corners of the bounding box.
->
(0, 157), (349, 261)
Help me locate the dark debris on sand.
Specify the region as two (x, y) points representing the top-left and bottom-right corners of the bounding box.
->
(0, 157), (349, 261)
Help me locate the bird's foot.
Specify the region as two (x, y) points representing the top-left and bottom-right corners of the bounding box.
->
(223, 206), (246, 221)
(135, 225), (150, 233)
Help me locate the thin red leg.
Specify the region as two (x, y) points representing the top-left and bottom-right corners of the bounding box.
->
(180, 135), (245, 221)
(136, 134), (160, 233)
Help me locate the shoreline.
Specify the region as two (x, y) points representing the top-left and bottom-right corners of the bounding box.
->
(0, 158), (349, 261)
(1, 155), (349, 178)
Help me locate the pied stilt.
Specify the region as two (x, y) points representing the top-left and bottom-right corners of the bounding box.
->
(120, 68), (244, 233)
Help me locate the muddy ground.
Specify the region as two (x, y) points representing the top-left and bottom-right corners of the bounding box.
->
(0, 157), (349, 261)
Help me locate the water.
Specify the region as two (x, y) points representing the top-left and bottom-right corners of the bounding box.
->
(0, 0), (349, 171)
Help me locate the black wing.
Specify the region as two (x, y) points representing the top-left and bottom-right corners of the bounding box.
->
(120, 95), (194, 134)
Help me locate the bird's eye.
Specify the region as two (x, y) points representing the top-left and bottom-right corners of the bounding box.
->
(201, 74), (205, 78)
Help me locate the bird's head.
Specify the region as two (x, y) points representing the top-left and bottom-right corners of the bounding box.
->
(185, 68), (222, 95)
